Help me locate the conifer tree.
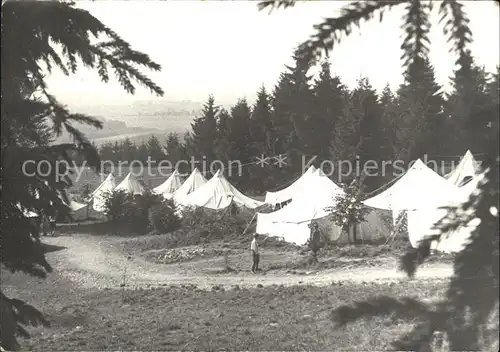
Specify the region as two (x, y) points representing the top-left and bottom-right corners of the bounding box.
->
(188, 95), (219, 165)
(135, 141), (149, 164)
(214, 108), (232, 164)
(271, 50), (315, 180)
(164, 132), (184, 168)
(227, 98), (253, 188)
(312, 60), (346, 164)
(394, 57), (445, 161)
(447, 53), (495, 154)
(147, 135), (165, 163)
(1, 1), (163, 348)
(250, 86), (274, 192)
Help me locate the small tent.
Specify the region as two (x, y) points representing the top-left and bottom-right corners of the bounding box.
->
(115, 172), (145, 195)
(62, 193), (90, 221)
(257, 169), (391, 245)
(91, 173), (116, 212)
(445, 150), (481, 186)
(152, 170), (183, 199)
(173, 168), (207, 203)
(264, 165), (316, 205)
(179, 169), (264, 210)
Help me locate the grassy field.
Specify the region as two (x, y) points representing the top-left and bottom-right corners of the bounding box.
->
(3, 268), (450, 351)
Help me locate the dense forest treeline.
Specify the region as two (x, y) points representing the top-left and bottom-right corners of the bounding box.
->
(92, 52), (499, 193)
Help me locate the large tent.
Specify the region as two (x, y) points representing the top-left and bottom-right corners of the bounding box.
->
(257, 169), (391, 245)
(91, 173), (116, 212)
(179, 169), (264, 210)
(264, 165), (317, 204)
(152, 170), (183, 199)
(173, 168), (207, 203)
(363, 159), (459, 212)
(362, 159), (469, 250)
(114, 172), (145, 195)
(445, 150), (481, 186)
(409, 169), (487, 253)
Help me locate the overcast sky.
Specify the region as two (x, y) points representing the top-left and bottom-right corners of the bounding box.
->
(45, 0), (499, 107)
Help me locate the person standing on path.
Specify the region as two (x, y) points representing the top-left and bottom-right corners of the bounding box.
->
(251, 233), (260, 274)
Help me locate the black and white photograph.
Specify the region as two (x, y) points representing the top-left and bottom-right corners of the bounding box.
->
(1, 0), (499, 350)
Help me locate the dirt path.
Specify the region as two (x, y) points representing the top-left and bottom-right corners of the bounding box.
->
(43, 234), (454, 290)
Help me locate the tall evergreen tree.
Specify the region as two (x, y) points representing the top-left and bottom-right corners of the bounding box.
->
(164, 132), (183, 167)
(227, 98), (252, 188)
(188, 95), (219, 165)
(378, 84), (399, 178)
(354, 78), (390, 190)
(312, 60), (346, 164)
(394, 57), (445, 162)
(447, 53), (495, 154)
(146, 135), (165, 163)
(250, 85), (273, 155)
(249, 86), (274, 192)
(135, 141), (149, 164)
(214, 108), (232, 163)
(120, 138), (136, 163)
(271, 50), (314, 181)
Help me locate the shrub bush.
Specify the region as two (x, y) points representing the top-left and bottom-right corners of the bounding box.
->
(102, 190), (153, 235)
(150, 198), (181, 234)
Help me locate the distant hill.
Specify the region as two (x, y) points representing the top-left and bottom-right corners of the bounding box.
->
(55, 99), (204, 145)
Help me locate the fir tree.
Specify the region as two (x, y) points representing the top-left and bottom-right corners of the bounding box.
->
(394, 57), (445, 162)
(214, 108), (232, 163)
(250, 85), (274, 192)
(228, 98), (252, 188)
(188, 95), (219, 165)
(312, 60), (346, 164)
(1, 1), (163, 348)
(164, 132), (184, 167)
(146, 135), (165, 163)
(447, 53), (495, 154)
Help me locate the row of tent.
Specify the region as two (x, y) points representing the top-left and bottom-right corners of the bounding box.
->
(19, 149), (485, 254)
(90, 168), (265, 213)
(256, 150), (485, 253)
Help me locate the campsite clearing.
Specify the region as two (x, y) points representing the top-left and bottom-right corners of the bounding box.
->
(4, 247), (451, 351)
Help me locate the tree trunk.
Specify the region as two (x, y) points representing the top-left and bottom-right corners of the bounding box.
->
(352, 223), (357, 244)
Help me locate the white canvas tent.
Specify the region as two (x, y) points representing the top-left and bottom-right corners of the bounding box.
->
(179, 169), (264, 210)
(91, 173), (116, 212)
(445, 150), (481, 186)
(363, 159), (459, 212)
(257, 169), (391, 245)
(152, 170), (183, 199)
(173, 168), (207, 203)
(264, 165), (317, 204)
(362, 159), (469, 250)
(63, 194), (90, 221)
(409, 169), (487, 253)
(115, 172), (145, 195)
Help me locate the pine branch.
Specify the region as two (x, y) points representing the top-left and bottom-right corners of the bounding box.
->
(331, 296), (432, 326)
(296, 1), (407, 66)
(401, 1), (432, 78)
(439, 0), (473, 68)
(258, 0), (297, 13)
